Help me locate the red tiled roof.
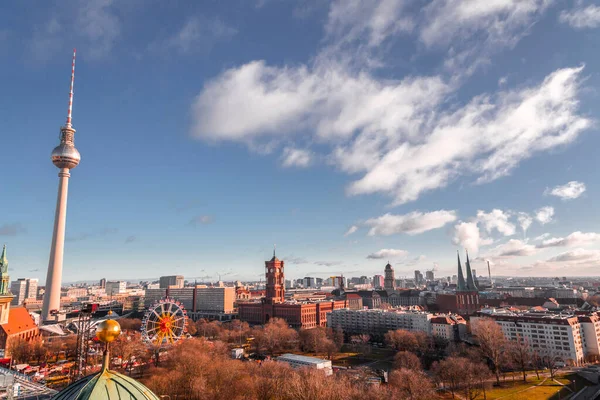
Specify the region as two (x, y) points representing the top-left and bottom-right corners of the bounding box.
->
(1, 307), (38, 335)
(346, 294), (361, 299)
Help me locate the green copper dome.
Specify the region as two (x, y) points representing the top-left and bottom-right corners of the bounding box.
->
(53, 369), (160, 400)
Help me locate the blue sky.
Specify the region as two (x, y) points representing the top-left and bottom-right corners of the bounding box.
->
(2, 0), (600, 283)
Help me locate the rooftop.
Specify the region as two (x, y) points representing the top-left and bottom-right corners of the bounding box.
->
(1, 307), (37, 335)
(277, 353), (330, 365)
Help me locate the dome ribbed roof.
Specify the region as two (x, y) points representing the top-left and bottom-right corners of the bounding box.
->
(53, 369), (160, 400)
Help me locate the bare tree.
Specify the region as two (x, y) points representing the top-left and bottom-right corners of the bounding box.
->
(433, 356), (489, 400)
(253, 318), (298, 355)
(111, 331), (149, 375)
(508, 334), (531, 382)
(118, 318), (142, 331)
(385, 329), (418, 352)
(531, 350), (543, 380)
(543, 355), (560, 379)
(394, 351), (422, 371)
(432, 357), (464, 399)
(471, 318), (506, 385)
(186, 320), (198, 336)
(8, 337), (32, 364)
(350, 334), (371, 360)
(462, 358), (492, 400)
(48, 339), (63, 362)
(31, 338), (48, 365)
(388, 369), (436, 400)
(299, 327), (330, 353)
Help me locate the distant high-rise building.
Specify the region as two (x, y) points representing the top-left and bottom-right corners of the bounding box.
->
(159, 275), (184, 289)
(303, 277), (316, 288)
(105, 281), (126, 296)
(425, 270), (434, 281)
(414, 270), (424, 285)
(373, 274), (384, 289)
(384, 263), (396, 290)
(99, 278), (106, 289)
(10, 278), (38, 306)
(328, 276), (345, 288)
(11, 280), (26, 306)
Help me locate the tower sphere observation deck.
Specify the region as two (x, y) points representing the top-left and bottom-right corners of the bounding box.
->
(51, 133), (80, 169)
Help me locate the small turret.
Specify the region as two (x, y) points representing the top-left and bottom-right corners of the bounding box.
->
(0, 245), (9, 296)
(0, 245), (7, 272)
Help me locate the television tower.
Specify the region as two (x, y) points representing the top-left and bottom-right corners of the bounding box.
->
(42, 49), (81, 323)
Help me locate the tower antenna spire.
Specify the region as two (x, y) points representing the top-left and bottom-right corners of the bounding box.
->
(66, 48), (76, 128)
(273, 244), (276, 257)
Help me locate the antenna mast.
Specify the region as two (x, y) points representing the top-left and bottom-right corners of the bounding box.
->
(66, 48), (76, 128)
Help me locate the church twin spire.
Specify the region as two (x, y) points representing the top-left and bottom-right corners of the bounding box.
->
(457, 249), (477, 292)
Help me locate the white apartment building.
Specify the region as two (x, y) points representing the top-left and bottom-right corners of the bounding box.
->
(327, 309), (433, 338)
(159, 275), (184, 289)
(105, 281), (127, 296)
(473, 308), (600, 365)
(144, 286), (235, 315)
(431, 315), (468, 341)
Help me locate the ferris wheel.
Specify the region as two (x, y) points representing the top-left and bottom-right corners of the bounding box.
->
(141, 298), (188, 347)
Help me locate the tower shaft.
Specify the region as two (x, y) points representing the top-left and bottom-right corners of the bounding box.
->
(42, 168), (71, 322)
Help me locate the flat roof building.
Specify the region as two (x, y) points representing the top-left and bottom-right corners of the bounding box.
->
(277, 354), (333, 376)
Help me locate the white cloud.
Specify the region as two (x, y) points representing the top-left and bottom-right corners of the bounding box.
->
(534, 233), (550, 241)
(188, 215), (214, 226)
(421, 0), (550, 46)
(325, 0), (414, 48)
(477, 209), (516, 236)
(344, 225), (359, 237)
(535, 206), (555, 225)
(403, 255), (427, 266)
(452, 221), (493, 254)
(517, 212), (533, 236)
(29, 0), (120, 61)
(546, 248), (600, 263)
(281, 147), (312, 168)
(420, 0), (552, 72)
(537, 231), (600, 248)
(189, 1), (591, 206)
(191, 62), (590, 205)
(559, 4), (600, 29)
(544, 181), (586, 200)
(486, 239), (538, 257)
(367, 248), (409, 259)
(150, 16), (237, 54)
(365, 210), (457, 236)
(75, 0), (120, 59)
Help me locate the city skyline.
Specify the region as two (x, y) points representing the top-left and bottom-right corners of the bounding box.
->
(2, 1), (600, 282)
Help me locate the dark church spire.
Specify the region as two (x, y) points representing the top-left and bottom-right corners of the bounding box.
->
(465, 250), (478, 291)
(456, 251), (466, 291)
